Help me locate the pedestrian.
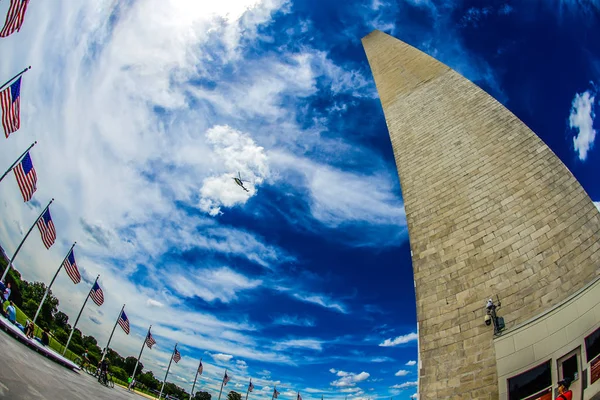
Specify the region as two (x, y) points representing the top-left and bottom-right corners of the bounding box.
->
(6, 301), (16, 324)
(556, 377), (573, 400)
(41, 327), (50, 346)
(24, 320), (35, 339)
(3, 282), (11, 303)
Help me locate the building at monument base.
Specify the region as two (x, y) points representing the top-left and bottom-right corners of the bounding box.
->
(495, 276), (600, 400)
(361, 30), (600, 399)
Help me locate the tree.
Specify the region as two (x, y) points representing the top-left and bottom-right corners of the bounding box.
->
(20, 281), (59, 326)
(109, 366), (128, 381)
(227, 391), (242, 400)
(137, 371), (160, 391)
(124, 356), (143, 377)
(53, 311), (69, 329)
(194, 391), (212, 400)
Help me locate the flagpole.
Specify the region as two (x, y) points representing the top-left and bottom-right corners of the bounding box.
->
(0, 141), (37, 184)
(159, 343), (177, 399)
(217, 369), (227, 400)
(0, 66), (31, 91)
(63, 275), (98, 355)
(245, 379), (251, 400)
(190, 358), (202, 397)
(271, 387), (276, 400)
(129, 325), (151, 390)
(101, 304), (125, 362)
(33, 242), (75, 324)
(1, 198), (54, 283)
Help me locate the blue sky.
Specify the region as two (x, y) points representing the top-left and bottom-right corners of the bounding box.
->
(0, 1), (598, 399)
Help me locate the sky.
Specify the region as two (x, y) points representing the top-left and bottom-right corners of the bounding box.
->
(0, 1), (599, 399)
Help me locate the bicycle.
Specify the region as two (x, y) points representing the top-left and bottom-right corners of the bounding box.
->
(97, 371), (115, 388)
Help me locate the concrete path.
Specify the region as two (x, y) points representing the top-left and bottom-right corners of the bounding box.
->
(0, 330), (146, 399)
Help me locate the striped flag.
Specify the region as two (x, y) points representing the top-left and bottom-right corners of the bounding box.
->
(297, 393), (302, 400)
(36, 208), (56, 249)
(198, 360), (203, 374)
(248, 380), (254, 392)
(223, 371), (230, 386)
(145, 331), (156, 349)
(62, 248), (81, 284)
(118, 310), (130, 334)
(273, 388), (280, 399)
(1, 77), (21, 137)
(90, 281), (104, 306)
(0, 0), (30, 37)
(173, 349), (181, 363)
(13, 151), (36, 201)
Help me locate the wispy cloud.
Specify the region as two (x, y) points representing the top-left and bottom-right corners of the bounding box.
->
(405, 360), (417, 366)
(292, 292), (348, 314)
(390, 381), (418, 389)
(570, 88), (597, 161)
(379, 332), (418, 347)
(272, 315), (316, 327)
(274, 339), (324, 351)
(394, 370), (410, 377)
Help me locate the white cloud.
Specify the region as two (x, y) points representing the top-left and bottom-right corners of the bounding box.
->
(147, 299), (165, 308)
(275, 339), (324, 351)
(199, 125), (270, 216)
(167, 266), (262, 303)
(391, 381), (418, 389)
(236, 360), (248, 369)
(330, 371), (370, 387)
(291, 292), (348, 314)
(371, 357), (393, 363)
(211, 353), (234, 362)
(410, 394), (418, 399)
(329, 368), (337, 374)
(270, 152), (406, 231)
(394, 370), (410, 377)
(570, 89), (597, 161)
(405, 360), (417, 366)
(379, 332), (418, 347)
(272, 315), (316, 327)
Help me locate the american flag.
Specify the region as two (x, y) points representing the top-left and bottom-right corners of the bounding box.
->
(297, 393), (302, 400)
(62, 248), (81, 284)
(223, 371), (230, 386)
(36, 208), (56, 249)
(273, 388), (280, 399)
(90, 281), (104, 306)
(1, 77), (21, 137)
(173, 349), (181, 363)
(13, 151), (36, 201)
(118, 310), (130, 334)
(248, 380), (254, 392)
(198, 360), (203, 375)
(145, 331), (156, 349)
(0, 0), (30, 37)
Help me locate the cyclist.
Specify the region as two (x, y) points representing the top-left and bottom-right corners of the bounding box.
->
(99, 358), (109, 384)
(80, 349), (90, 367)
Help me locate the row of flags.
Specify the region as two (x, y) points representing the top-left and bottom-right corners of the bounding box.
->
(3, 7), (313, 400)
(0, 0), (135, 383)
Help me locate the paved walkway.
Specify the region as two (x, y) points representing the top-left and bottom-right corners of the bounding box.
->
(0, 330), (146, 399)
(0, 315), (79, 371)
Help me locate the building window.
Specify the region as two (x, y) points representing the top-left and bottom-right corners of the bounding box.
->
(508, 360), (552, 400)
(561, 354), (579, 382)
(585, 326), (600, 363)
